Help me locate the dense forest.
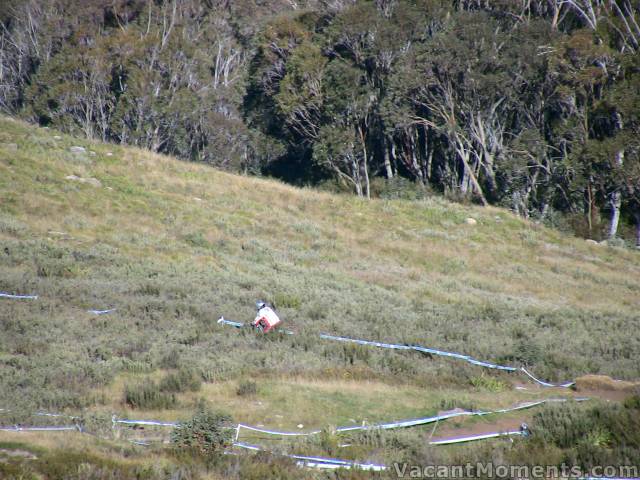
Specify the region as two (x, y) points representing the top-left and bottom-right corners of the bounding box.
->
(1, 0), (639, 242)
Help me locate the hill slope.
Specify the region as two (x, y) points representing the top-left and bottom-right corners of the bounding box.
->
(2, 115), (640, 397)
(1, 116), (640, 476)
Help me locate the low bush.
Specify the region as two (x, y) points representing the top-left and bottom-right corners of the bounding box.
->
(124, 381), (177, 409)
(530, 402), (640, 468)
(236, 380), (257, 397)
(160, 368), (201, 393)
(170, 408), (234, 455)
(470, 373), (509, 393)
(624, 394), (640, 410)
(273, 292), (301, 309)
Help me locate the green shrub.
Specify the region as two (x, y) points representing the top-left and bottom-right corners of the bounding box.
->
(510, 339), (542, 366)
(531, 402), (640, 467)
(170, 408), (234, 455)
(624, 395), (640, 410)
(183, 231), (211, 249)
(135, 282), (161, 296)
(236, 380), (257, 397)
(470, 373), (508, 393)
(159, 348), (181, 369)
(124, 381), (177, 409)
(273, 292), (301, 309)
(78, 412), (115, 439)
(160, 368), (201, 393)
(35, 258), (80, 278)
(238, 454), (300, 480)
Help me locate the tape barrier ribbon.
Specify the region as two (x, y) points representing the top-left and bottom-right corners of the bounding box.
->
(115, 419), (178, 427)
(0, 292), (38, 299)
(233, 441), (387, 471)
(88, 308), (116, 315)
(3, 399), (590, 439)
(429, 430), (524, 445)
(521, 367), (575, 388)
(0, 425), (78, 431)
(236, 398), (584, 438)
(218, 318), (575, 387)
(3, 424), (637, 475)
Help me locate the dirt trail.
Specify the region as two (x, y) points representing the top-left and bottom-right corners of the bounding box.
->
(429, 417), (527, 443)
(427, 375), (639, 444)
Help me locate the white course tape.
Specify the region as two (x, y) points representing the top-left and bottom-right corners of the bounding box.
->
(521, 367), (575, 388)
(237, 398), (586, 438)
(233, 441), (387, 471)
(0, 292), (38, 300)
(0, 425), (78, 432)
(0, 410), (72, 418)
(88, 308), (116, 315)
(218, 318), (575, 387)
(238, 423), (321, 436)
(114, 419), (178, 427)
(218, 317), (244, 328)
(429, 430), (524, 445)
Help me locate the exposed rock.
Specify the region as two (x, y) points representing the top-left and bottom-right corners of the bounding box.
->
(465, 217), (477, 225)
(70, 146), (86, 154)
(1, 143), (18, 151)
(106, 152), (113, 157)
(585, 239), (598, 245)
(53, 135), (62, 140)
(297, 424), (304, 429)
(89, 151), (97, 156)
(65, 175), (102, 187)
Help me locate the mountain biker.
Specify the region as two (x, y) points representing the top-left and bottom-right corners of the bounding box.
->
(252, 301), (281, 333)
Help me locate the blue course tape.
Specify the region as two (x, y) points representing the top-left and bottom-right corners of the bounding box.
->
(218, 318), (574, 387)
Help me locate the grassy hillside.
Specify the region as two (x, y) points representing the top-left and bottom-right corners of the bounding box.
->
(1, 116), (639, 478)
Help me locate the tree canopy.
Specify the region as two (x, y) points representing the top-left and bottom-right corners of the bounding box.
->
(1, 0), (639, 242)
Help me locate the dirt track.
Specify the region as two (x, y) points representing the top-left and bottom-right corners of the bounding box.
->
(427, 375), (639, 444)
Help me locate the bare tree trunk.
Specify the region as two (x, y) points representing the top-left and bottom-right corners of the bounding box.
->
(607, 110), (625, 239)
(550, 0), (561, 29)
(586, 182), (593, 234)
(608, 190), (622, 239)
(455, 139), (487, 205)
(383, 138), (393, 179)
(351, 156), (363, 197)
(358, 125), (370, 199)
(410, 129), (424, 185)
